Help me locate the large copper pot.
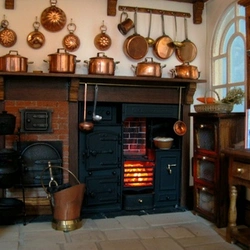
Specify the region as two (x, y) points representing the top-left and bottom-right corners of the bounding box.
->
(84, 52), (119, 75)
(0, 50), (32, 72)
(172, 63), (200, 80)
(132, 57), (166, 77)
(44, 48), (80, 73)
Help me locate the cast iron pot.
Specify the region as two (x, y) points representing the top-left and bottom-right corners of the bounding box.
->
(171, 63), (200, 80)
(84, 52), (119, 75)
(44, 48), (80, 73)
(0, 50), (33, 72)
(131, 57), (166, 77)
(0, 111), (16, 135)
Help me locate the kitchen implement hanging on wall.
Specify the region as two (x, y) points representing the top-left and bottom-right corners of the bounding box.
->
(173, 87), (187, 136)
(62, 19), (80, 52)
(123, 9), (148, 60)
(79, 83), (94, 132)
(153, 14), (174, 59)
(27, 17), (45, 49)
(94, 21), (112, 51)
(0, 16), (17, 47)
(175, 17), (197, 63)
(145, 10), (154, 47)
(40, 0), (67, 32)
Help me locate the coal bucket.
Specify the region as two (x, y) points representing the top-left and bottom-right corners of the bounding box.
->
(41, 164), (85, 232)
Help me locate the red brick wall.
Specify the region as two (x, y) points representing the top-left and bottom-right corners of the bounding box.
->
(4, 100), (69, 181)
(123, 118), (146, 155)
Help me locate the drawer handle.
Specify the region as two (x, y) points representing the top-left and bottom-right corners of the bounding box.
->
(138, 199), (143, 203)
(201, 187), (207, 191)
(237, 168), (243, 174)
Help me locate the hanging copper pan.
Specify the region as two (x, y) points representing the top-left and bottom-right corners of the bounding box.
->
(0, 18), (17, 48)
(62, 20), (80, 52)
(40, 0), (66, 32)
(153, 14), (174, 60)
(27, 18), (45, 49)
(123, 10), (148, 60)
(175, 18), (197, 63)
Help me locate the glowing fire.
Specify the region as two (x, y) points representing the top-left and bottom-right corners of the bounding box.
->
(124, 161), (155, 187)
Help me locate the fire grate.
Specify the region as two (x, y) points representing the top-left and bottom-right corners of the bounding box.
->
(123, 160), (155, 188)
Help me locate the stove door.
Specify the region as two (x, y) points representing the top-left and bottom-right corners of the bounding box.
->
(83, 127), (122, 171)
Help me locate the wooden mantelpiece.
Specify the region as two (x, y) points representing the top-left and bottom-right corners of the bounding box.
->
(0, 72), (206, 104)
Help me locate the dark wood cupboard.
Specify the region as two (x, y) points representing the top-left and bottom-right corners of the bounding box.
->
(189, 113), (245, 228)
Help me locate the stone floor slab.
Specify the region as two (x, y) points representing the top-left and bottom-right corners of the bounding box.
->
(94, 218), (123, 230)
(135, 227), (170, 239)
(141, 237), (185, 250)
(98, 239), (146, 250)
(163, 225), (195, 239)
(104, 228), (139, 240)
(115, 215), (150, 229)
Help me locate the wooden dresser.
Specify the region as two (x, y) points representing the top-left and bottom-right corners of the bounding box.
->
(223, 148), (250, 248)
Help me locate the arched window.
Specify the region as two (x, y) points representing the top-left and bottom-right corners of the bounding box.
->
(211, 2), (246, 112)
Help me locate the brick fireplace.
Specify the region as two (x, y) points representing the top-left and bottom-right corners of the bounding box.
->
(0, 72), (204, 214)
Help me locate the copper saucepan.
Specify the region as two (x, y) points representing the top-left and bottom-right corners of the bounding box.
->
(123, 9), (148, 60)
(173, 87), (187, 136)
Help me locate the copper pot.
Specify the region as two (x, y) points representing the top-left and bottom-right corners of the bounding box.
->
(84, 52), (119, 75)
(44, 48), (80, 73)
(0, 50), (32, 72)
(132, 57), (166, 77)
(172, 64), (200, 80)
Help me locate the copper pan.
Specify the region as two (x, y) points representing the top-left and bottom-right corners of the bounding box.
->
(175, 18), (197, 63)
(153, 14), (174, 60)
(123, 9), (148, 60)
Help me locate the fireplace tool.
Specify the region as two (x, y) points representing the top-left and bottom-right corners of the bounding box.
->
(41, 162), (86, 232)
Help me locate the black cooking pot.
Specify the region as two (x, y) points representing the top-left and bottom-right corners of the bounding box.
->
(0, 149), (20, 188)
(0, 111), (16, 135)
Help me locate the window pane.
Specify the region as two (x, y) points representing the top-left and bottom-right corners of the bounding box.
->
(239, 19), (246, 34)
(214, 58), (227, 85)
(223, 24), (235, 54)
(230, 37), (245, 83)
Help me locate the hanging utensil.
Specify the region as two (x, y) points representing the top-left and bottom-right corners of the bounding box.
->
(79, 83), (94, 132)
(40, 0), (66, 32)
(27, 17), (45, 49)
(0, 16), (17, 47)
(153, 13), (174, 60)
(62, 19), (80, 52)
(145, 10), (154, 47)
(94, 21), (112, 51)
(173, 87), (187, 136)
(123, 8), (148, 60)
(93, 84), (102, 122)
(175, 17), (197, 63)
(172, 15), (183, 48)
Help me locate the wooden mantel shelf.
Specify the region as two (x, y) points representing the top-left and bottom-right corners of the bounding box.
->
(0, 72), (206, 104)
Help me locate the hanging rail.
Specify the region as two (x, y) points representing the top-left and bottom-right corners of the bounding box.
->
(118, 6), (191, 18)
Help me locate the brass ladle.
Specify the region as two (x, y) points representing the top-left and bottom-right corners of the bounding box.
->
(173, 15), (183, 48)
(79, 83), (94, 131)
(145, 10), (155, 47)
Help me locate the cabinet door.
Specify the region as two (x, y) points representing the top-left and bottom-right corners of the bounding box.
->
(194, 184), (215, 221)
(154, 150), (181, 207)
(193, 154), (218, 187)
(194, 121), (218, 155)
